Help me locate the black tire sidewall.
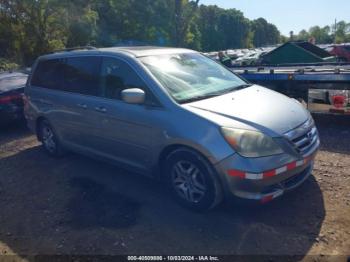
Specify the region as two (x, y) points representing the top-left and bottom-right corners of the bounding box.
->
(164, 148), (221, 211)
(39, 120), (62, 157)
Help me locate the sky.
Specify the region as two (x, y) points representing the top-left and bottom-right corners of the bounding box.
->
(199, 0), (349, 36)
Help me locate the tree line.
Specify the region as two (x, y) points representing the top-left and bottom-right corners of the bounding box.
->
(0, 0), (281, 66)
(293, 21), (350, 44)
(1, 0), (349, 68)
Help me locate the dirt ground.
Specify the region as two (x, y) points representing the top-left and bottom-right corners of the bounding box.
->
(0, 115), (349, 261)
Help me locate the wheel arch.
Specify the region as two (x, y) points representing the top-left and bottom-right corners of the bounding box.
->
(157, 143), (224, 210)
(157, 143), (215, 179)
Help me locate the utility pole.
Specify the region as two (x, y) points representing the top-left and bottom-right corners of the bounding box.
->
(334, 18), (337, 43)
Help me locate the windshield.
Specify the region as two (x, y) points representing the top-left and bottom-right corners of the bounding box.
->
(139, 53), (247, 103)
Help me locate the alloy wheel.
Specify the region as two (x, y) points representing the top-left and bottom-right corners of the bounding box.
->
(42, 125), (56, 153)
(171, 160), (207, 203)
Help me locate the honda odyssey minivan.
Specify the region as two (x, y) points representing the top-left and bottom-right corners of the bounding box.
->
(25, 46), (319, 210)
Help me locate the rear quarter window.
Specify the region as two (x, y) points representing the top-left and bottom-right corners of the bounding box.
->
(31, 56), (102, 96)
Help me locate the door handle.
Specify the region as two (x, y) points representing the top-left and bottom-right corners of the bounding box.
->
(77, 103), (87, 109)
(94, 106), (107, 113)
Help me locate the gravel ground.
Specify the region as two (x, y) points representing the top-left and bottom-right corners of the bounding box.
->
(0, 115), (349, 261)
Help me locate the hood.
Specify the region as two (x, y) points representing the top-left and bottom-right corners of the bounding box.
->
(186, 85), (309, 135)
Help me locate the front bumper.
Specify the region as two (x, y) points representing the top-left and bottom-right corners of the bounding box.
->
(214, 141), (319, 203)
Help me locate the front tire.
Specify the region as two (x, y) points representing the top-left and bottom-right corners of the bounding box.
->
(164, 148), (223, 211)
(38, 119), (64, 157)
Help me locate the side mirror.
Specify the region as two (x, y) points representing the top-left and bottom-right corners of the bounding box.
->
(121, 88), (145, 104)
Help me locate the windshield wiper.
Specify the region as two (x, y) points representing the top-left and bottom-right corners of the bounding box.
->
(179, 84), (252, 104)
(221, 84), (252, 94)
(235, 83), (252, 89)
(200, 83), (252, 97)
(180, 93), (221, 104)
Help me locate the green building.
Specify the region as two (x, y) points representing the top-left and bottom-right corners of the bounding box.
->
(261, 41), (335, 65)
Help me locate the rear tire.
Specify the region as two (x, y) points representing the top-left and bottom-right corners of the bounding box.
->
(164, 147), (223, 211)
(38, 119), (65, 157)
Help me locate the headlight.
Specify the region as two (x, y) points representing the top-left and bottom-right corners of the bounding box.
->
(221, 127), (283, 158)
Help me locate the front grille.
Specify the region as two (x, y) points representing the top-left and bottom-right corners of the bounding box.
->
(291, 127), (318, 154)
(281, 165), (311, 189)
(284, 118), (319, 156)
(260, 165), (312, 194)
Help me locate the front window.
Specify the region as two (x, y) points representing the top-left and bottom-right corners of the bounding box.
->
(139, 53), (248, 103)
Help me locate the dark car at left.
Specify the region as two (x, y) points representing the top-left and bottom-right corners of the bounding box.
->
(0, 71), (28, 125)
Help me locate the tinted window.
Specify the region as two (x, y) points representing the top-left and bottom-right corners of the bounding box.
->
(63, 56), (101, 96)
(31, 59), (64, 90)
(100, 57), (149, 100)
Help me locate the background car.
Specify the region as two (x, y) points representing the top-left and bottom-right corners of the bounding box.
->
(232, 51), (267, 66)
(0, 71), (28, 125)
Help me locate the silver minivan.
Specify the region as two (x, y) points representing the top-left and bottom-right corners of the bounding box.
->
(25, 46), (319, 210)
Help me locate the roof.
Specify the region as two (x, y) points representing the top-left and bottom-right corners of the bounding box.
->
(294, 42), (331, 58)
(41, 46), (195, 60)
(261, 41), (334, 65)
(99, 46), (194, 57)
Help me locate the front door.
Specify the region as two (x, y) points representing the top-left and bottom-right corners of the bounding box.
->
(90, 57), (162, 171)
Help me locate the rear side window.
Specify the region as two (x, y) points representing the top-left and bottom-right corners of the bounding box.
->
(31, 56), (159, 104)
(63, 56), (101, 96)
(31, 59), (63, 90)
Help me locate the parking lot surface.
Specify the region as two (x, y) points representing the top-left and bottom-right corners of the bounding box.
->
(0, 115), (349, 260)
